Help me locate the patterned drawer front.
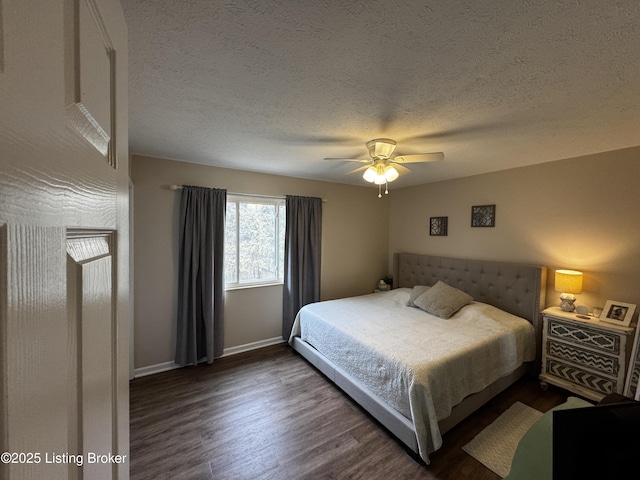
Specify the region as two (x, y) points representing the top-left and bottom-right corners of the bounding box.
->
(547, 319), (620, 355)
(547, 340), (618, 375)
(627, 346), (640, 396)
(546, 359), (615, 394)
(629, 366), (640, 396)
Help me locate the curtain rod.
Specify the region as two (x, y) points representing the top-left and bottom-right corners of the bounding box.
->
(168, 185), (326, 202)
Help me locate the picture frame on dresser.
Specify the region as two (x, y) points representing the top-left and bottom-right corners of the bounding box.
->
(600, 300), (636, 327)
(624, 322), (640, 400)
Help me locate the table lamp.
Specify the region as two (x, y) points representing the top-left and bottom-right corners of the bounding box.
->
(555, 270), (583, 312)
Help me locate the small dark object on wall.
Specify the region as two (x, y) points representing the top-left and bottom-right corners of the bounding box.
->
(430, 217), (448, 236)
(471, 205), (495, 227)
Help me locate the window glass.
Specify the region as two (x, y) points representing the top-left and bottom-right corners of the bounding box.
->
(225, 195), (285, 288)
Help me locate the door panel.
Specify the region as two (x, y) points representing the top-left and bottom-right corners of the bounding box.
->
(67, 232), (115, 480)
(0, 1), (129, 479)
(66, 0), (116, 164)
(1, 225), (68, 479)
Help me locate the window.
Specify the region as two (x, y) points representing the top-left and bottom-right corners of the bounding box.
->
(225, 195), (285, 288)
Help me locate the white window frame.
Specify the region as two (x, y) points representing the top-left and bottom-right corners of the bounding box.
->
(224, 194), (286, 290)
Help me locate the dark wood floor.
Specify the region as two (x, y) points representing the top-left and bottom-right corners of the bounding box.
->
(130, 344), (568, 480)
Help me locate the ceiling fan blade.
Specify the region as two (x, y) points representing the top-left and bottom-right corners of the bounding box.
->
(393, 164), (412, 175)
(272, 134), (361, 145)
(324, 157), (370, 162)
(393, 152), (444, 164)
(345, 164), (371, 175)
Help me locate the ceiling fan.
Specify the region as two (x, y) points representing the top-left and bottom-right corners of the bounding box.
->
(325, 138), (444, 197)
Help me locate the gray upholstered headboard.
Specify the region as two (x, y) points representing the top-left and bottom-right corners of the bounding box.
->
(393, 253), (547, 330)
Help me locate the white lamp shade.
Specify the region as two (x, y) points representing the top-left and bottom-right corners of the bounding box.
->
(373, 169), (387, 184)
(363, 166), (377, 183)
(363, 161), (399, 186)
(555, 270), (583, 294)
(384, 165), (399, 182)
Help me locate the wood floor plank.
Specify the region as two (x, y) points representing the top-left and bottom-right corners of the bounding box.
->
(130, 344), (569, 479)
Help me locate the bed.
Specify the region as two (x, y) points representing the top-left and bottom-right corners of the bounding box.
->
(288, 253), (547, 463)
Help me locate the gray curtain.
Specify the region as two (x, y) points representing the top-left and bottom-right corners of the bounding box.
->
(176, 186), (226, 366)
(282, 195), (322, 339)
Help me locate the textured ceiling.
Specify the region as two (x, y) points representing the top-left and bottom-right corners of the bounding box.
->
(122, 0), (640, 189)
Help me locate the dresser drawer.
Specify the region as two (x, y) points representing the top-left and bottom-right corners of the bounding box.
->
(547, 340), (619, 375)
(626, 346), (640, 397)
(547, 318), (621, 355)
(546, 359), (616, 395)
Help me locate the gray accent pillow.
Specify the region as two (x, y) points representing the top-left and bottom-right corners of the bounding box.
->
(413, 280), (473, 319)
(408, 285), (431, 307)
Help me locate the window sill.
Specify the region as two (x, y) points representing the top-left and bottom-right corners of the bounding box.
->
(225, 281), (284, 292)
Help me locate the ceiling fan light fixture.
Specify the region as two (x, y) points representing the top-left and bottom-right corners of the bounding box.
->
(374, 164), (388, 185)
(363, 166), (378, 183)
(366, 138), (396, 159)
(364, 163), (399, 185)
(384, 165), (399, 182)
(331, 137), (443, 197)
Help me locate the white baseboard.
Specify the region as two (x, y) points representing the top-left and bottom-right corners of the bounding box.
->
(134, 361), (181, 378)
(133, 337), (286, 378)
(221, 337), (286, 357)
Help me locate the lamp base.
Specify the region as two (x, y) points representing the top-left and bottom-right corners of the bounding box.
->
(559, 293), (577, 312)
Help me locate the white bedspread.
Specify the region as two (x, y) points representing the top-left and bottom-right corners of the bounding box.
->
(288, 288), (535, 463)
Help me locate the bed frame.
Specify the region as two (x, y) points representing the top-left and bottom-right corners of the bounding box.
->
(290, 253), (547, 459)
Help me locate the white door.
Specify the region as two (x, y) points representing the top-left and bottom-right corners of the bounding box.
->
(0, 1), (130, 480)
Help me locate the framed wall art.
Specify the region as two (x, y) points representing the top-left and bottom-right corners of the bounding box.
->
(600, 300), (636, 327)
(471, 204), (495, 227)
(430, 216), (448, 236)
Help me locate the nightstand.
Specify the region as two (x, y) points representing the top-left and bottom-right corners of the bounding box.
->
(539, 307), (635, 401)
(373, 285), (391, 293)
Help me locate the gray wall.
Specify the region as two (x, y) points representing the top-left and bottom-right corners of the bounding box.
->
(389, 146), (640, 313)
(132, 155), (390, 371)
(133, 146), (640, 373)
